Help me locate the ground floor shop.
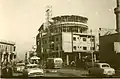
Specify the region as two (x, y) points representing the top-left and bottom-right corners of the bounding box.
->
(40, 51), (99, 68)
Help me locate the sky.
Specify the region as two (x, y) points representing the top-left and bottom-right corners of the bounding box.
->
(0, 0), (117, 60)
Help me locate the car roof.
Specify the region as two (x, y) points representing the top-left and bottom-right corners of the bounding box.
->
(17, 63), (25, 65)
(47, 58), (62, 60)
(95, 63), (109, 65)
(26, 64), (38, 66)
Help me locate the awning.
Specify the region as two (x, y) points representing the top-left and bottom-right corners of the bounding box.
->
(30, 56), (40, 60)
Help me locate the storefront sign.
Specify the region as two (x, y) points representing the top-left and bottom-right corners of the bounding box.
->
(114, 42), (120, 53)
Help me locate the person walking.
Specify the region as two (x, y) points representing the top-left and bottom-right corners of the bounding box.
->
(2, 64), (13, 78)
(70, 60), (75, 70)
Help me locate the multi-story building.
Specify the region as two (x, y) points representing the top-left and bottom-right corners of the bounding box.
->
(36, 15), (95, 65)
(0, 39), (16, 66)
(99, 0), (120, 69)
(99, 33), (120, 68)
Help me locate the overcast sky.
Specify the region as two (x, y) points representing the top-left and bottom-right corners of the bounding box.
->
(0, 0), (117, 59)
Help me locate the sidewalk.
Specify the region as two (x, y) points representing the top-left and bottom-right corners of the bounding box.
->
(57, 67), (88, 77)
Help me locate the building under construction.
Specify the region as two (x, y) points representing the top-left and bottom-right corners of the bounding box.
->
(36, 14), (96, 65)
(99, 0), (120, 69)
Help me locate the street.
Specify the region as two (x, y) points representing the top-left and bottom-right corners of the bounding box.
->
(1, 64), (120, 78)
(7, 68), (120, 78)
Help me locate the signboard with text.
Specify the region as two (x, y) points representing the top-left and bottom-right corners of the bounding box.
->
(114, 42), (120, 53)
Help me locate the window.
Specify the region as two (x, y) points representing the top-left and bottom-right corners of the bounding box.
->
(83, 38), (86, 41)
(73, 37), (76, 41)
(77, 37), (79, 39)
(43, 49), (47, 52)
(44, 40), (47, 44)
(55, 28), (57, 33)
(66, 27), (70, 32)
(83, 47), (87, 50)
(63, 26), (66, 32)
(102, 64), (110, 68)
(14, 46), (16, 51)
(56, 37), (59, 41)
(90, 47), (95, 50)
(51, 44), (54, 50)
(73, 46), (76, 50)
(37, 42), (39, 45)
(55, 60), (62, 63)
(56, 46), (58, 50)
(10, 54), (13, 60)
(72, 27), (78, 32)
(47, 59), (54, 63)
(90, 38), (94, 42)
(50, 29), (53, 33)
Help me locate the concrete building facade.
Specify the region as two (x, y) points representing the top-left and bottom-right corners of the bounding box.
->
(99, 33), (120, 68)
(36, 15), (96, 65)
(0, 40), (16, 66)
(99, 0), (120, 69)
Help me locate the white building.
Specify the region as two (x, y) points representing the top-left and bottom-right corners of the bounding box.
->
(0, 39), (16, 66)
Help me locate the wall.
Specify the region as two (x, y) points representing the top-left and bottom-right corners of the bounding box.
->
(62, 32), (72, 53)
(73, 34), (95, 52)
(99, 33), (120, 68)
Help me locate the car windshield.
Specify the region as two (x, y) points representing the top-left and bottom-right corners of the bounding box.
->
(55, 60), (62, 63)
(27, 65), (38, 68)
(17, 63), (25, 66)
(102, 64), (110, 68)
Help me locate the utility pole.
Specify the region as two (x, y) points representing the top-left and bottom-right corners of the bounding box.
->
(45, 5), (52, 58)
(58, 44), (60, 57)
(25, 52), (27, 66)
(90, 29), (94, 67)
(40, 31), (43, 65)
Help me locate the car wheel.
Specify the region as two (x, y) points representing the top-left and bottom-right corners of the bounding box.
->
(110, 75), (113, 78)
(23, 73), (28, 78)
(106, 75), (112, 78)
(103, 74), (110, 78)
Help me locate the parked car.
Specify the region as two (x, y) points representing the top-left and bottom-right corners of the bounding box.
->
(88, 63), (115, 77)
(84, 62), (93, 69)
(46, 58), (63, 69)
(15, 63), (25, 73)
(23, 64), (44, 77)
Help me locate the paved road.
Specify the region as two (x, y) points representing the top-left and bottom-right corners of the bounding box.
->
(1, 68), (120, 78)
(12, 69), (86, 77)
(12, 69), (63, 77)
(57, 68), (88, 77)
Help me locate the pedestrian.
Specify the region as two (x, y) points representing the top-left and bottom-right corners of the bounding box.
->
(2, 64), (13, 78)
(71, 60), (75, 70)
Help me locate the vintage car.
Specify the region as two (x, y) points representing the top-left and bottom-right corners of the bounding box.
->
(23, 64), (44, 77)
(46, 58), (63, 69)
(88, 63), (115, 77)
(15, 63), (25, 72)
